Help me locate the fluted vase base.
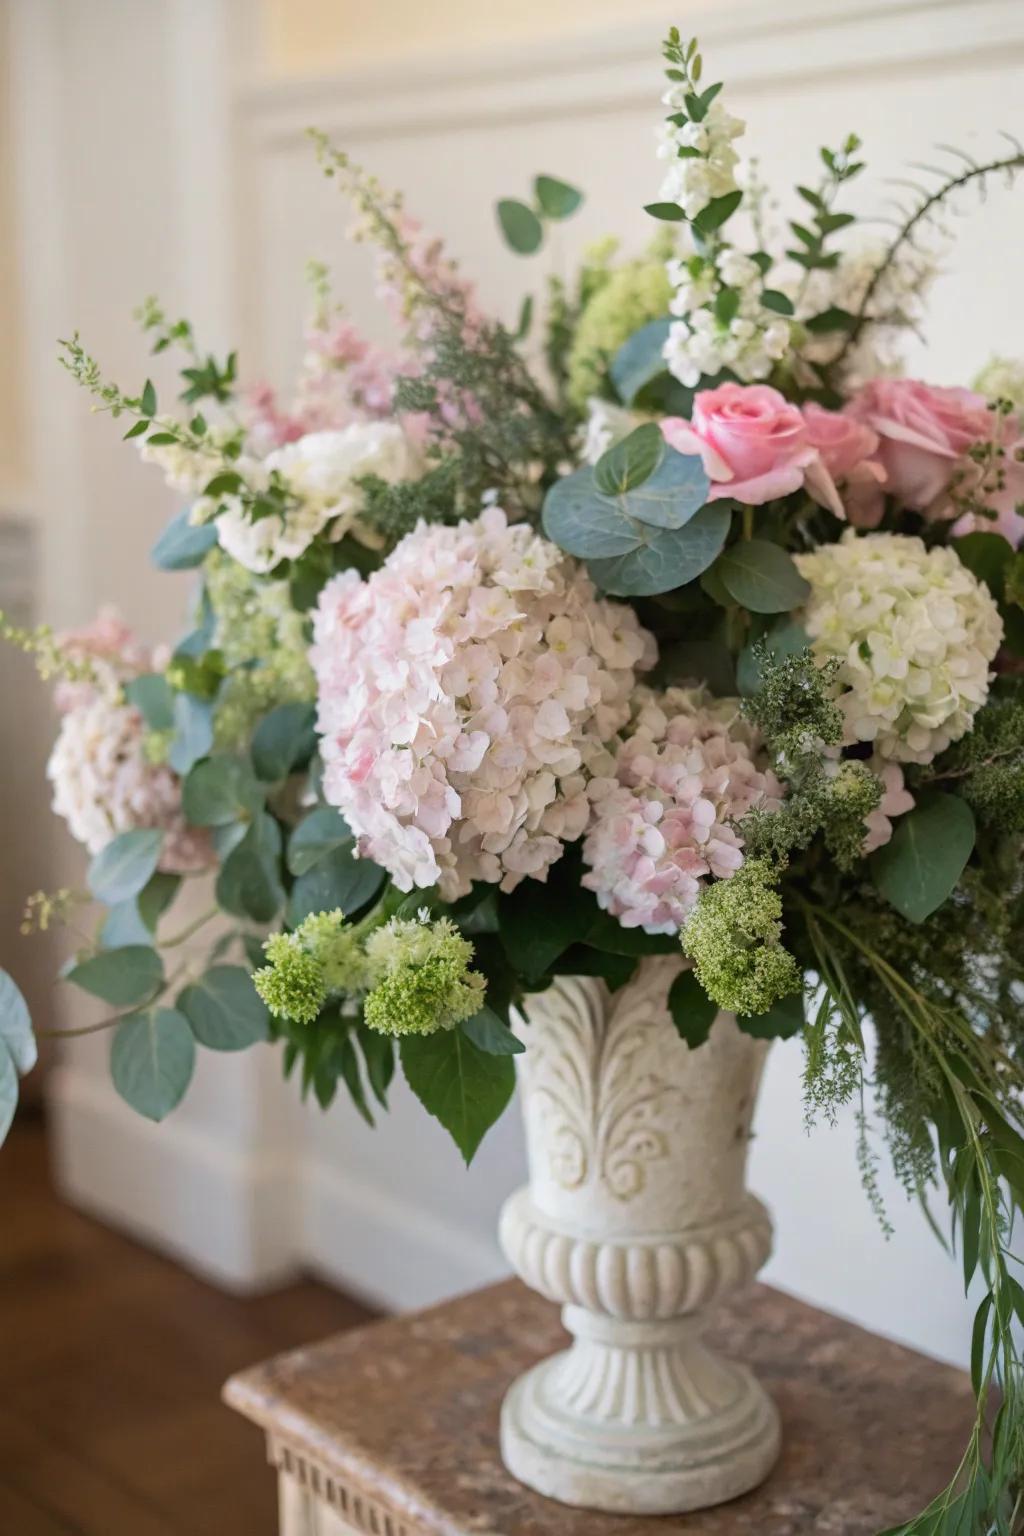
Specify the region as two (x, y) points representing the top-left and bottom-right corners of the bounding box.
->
(500, 1308), (781, 1514)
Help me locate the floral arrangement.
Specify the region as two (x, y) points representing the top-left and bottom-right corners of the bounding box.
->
(5, 29), (1024, 1531)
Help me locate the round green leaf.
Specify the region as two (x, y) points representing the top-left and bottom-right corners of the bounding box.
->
(178, 966), (269, 1052)
(668, 968), (717, 1049)
(871, 791), (976, 924)
(718, 539), (810, 614)
(594, 424), (664, 496)
(124, 673), (176, 731)
(216, 812), (284, 924)
(183, 755), (263, 827)
(110, 1007), (195, 1122)
(496, 199), (543, 255)
(542, 467), (647, 559)
(460, 1007), (525, 1056)
(251, 702), (317, 782)
(610, 319), (673, 407)
(0, 1046), (17, 1146)
(586, 503), (731, 597)
(100, 901), (153, 950)
(167, 694), (215, 776)
(152, 509), (217, 571)
(534, 174), (582, 220)
(616, 447), (710, 532)
(287, 842), (385, 926)
(65, 946), (165, 1008)
(0, 969), (36, 1075)
(287, 806), (353, 877)
(88, 829), (164, 906)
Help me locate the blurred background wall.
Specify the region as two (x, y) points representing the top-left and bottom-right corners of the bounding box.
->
(3, 0), (1023, 1363)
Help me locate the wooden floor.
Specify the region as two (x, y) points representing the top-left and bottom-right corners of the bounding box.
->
(0, 1114), (375, 1536)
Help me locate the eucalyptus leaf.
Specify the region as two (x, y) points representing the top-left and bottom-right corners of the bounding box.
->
(0, 1047), (17, 1146)
(216, 811), (284, 924)
(151, 508), (218, 571)
(167, 694), (215, 776)
(124, 673), (176, 731)
(609, 319), (673, 406)
(178, 965), (269, 1051)
(110, 1007), (195, 1121)
(287, 806), (353, 876)
(88, 828), (164, 906)
(534, 174), (582, 219)
(952, 532), (1011, 599)
(667, 968), (717, 1049)
(183, 755), (263, 827)
(99, 901), (154, 950)
(593, 424), (664, 496)
(659, 639), (736, 696)
(251, 702), (318, 782)
(0, 969), (36, 1076)
(401, 1027), (515, 1163)
(586, 503), (730, 597)
(542, 466), (648, 559)
(612, 447), (710, 531)
(66, 945), (164, 1007)
(496, 198), (543, 254)
(460, 1006), (525, 1055)
(718, 539), (810, 614)
(287, 841), (384, 926)
(872, 792), (976, 924)
(740, 991), (805, 1041)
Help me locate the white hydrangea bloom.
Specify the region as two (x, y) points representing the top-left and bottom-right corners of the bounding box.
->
(216, 422), (422, 575)
(796, 531), (1003, 764)
(974, 355), (1024, 411)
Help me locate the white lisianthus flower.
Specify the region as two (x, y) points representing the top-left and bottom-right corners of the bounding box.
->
(216, 422), (422, 575)
(795, 531), (1003, 764)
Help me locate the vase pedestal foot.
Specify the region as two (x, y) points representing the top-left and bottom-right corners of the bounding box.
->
(499, 1310), (781, 1516)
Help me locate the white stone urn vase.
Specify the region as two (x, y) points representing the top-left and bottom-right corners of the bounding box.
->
(498, 954), (780, 1515)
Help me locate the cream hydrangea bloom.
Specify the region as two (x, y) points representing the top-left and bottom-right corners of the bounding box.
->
(217, 422), (422, 574)
(796, 531), (1002, 764)
(311, 507), (656, 899)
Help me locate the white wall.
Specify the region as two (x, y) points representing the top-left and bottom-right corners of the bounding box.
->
(9, 0), (1024, 1366)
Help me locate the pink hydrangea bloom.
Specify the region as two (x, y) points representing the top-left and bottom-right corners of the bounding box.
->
(47, 610), (210, 874)
(311, 508), (656, 899)
(581, 687), (785, 935)
(861, 759), (915, 854)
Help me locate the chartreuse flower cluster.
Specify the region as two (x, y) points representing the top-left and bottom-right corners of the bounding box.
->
(253, 908), (485, 1038)
(681, 857), (800, 1016)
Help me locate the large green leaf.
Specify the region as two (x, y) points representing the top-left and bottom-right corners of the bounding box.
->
(110, 1007), (195, 1121)
(534, 174), (582, 219)
(496, 198), (543, 254)
(178, 965), (269, 1051)
(0, 1047), (17, 1146)
(183, 755), (263, 827)
(544, 449), (710, 558)
(286, 806), (352, 876)
(499, 871), (596, 981)
(667, 968), (717, 1049)
(251, 702), (318, 782)
(872, 792), (976, 923)
(610, 319), (673, 406)
(586, 503), (731, 597)
(659, 639), (736, 696)
(66, 946), (164, 1008)
(124, 673), (176, 731)
(215, 811), (284, 923)
(151, 508), (218, 571)
(460, 1007), (525, 1056)
(0, 968), (36, 1076)
(287, 841), (385, 925)
(88, 829), (164, 906)
(167, 694), (215, 775)
(401, 1028), (515, 1163)
(739, 990), (805, 1040)
(593, 424), (664, 496)
(717, 539), (810, 614)
(952, 532), (1011, 599)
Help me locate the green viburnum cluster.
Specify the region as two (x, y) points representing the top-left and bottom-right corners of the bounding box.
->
(565, 246), (673, 409)
(253, 909), (486, 1039)
(681, 857), (801, 1016)
(203, 550), (315, 751)
(741, 646), (882, 871)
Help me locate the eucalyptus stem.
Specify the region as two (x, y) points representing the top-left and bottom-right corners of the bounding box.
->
(158, 907), (219, 949)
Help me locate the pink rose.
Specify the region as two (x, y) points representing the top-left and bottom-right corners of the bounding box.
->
(662, 382), (828, 508)
(801, 402), (887, 527)
(845, 378), (997, 516)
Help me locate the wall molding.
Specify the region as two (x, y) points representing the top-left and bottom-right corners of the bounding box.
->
(236, 0), (1024, 148)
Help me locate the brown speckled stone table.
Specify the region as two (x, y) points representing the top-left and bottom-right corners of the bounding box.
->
(224, 1279), (974, 1536)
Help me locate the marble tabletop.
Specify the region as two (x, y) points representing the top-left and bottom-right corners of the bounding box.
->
(224, 1278), (975, 1535)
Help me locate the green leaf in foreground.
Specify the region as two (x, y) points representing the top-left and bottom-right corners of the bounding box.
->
(872, 792), (976, 924)
(594, 423), (664, 495)
(216, 811), (284, 924)
(460, 1007), (525, 1056)
(534, 174), (582, 219)
(183, 755), (263, 827)
(286, 841), (385, 926)
(667, 968), (718, 1049)
(287, 806), (352, 877)
(401, 1027), (515, 1163)
(586, 503), (730, 597)
(0, 1048), (17, 1146)
(66, 946), (164, 1008)
(610, 319), (673, 407)
(251, 702), (317, 782)
(151, 508), (218, 571)
(88, 828), (164, 906)
(0, 968), (37, 1076)
(718, 539), (810, 614)
(178, 965), (269, 1052)
(738, 990), (805, 1041)
(496, 198), (543, 254)
(110, 1007), (195, 1121)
